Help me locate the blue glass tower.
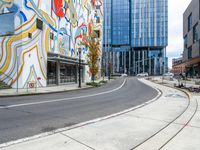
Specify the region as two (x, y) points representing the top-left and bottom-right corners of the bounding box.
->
(103, 0), (168, 75)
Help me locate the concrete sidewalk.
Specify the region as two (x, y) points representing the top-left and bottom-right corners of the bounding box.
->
(1, 78), (199, 150)
(0, 78), (109, 97)
(152, 76), (200, 88)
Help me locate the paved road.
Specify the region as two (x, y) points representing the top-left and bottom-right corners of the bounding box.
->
(0, 77), (158, 144)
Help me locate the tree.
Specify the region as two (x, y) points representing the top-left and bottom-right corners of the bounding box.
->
(82, 30), (101, 82)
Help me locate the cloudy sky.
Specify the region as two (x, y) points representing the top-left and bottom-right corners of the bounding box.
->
(167, 0), (191, 68)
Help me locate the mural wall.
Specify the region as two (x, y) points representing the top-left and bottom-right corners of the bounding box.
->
(0, 0), (103, 88)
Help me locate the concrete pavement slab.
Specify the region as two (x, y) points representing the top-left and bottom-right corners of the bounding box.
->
(62, 114), (167, 150)
(173, 97), (197, 125)
(188, 97), (200, 128)
(134, 124), (183, 150)
(196, 97), (200, 111)
(127, 96), (188, 124)
(162, 126), (200, 150)
(1, 134), (92, 150)
(132, 79), (189, 123)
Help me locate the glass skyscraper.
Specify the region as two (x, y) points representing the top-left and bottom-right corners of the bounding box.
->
(103, 0), (168, 75)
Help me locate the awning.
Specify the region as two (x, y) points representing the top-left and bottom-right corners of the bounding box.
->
(185, 56), (200, 67)
(47, 52), (88, 65)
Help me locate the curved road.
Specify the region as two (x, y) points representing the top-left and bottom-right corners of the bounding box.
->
(0, 77), (158, 144)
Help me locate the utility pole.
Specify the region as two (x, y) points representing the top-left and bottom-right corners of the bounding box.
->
(78, 48), (82, 88)
(16, 53), (19, 93)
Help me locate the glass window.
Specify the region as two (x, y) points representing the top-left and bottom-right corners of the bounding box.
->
(184, 35), (188, 48)
(0, 12), (15, 36)
(188, 46), (192, 59)
(188, 13), (192, 31)
(193, 23), (198, 43)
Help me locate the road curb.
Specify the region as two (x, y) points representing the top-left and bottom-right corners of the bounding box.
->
(0, 86), (93, 98)
(0, 79), (114, 98)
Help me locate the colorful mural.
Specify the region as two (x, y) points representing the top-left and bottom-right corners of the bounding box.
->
(0, 0), (103, 88)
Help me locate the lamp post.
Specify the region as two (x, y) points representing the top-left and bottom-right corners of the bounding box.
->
(16, 51), (19, 93)
(78, 48), (82, 88)
(108, 56), (111, 80)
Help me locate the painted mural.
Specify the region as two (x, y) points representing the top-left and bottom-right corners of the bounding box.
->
(0, 0), (103, 88)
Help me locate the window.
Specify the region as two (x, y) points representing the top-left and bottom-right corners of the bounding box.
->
(94, 30), (100, 38)
(61, 34), (70, 51)
(188, 46), (192, 59)
(184, 35), (188, 48)
(96, 17), (100, 23)
(199, 40), (200, 56)
(50, 32), (54, 40)
(0, 12), (15, 36)
(188, 13), (192, 31)
(193, 23), (198, 43)
(96, 5), (100, 10)
(28, 33), (32, 39)
(36, 18), (43, 30)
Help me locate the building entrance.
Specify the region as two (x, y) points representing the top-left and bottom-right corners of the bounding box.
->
(47, 61), (57, 85)
(60, 63), (77, 83)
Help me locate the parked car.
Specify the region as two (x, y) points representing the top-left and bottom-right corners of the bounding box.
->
(136, 72), (149, 77)
(163, 72), (174, 77)
(121, 73), (128, 77)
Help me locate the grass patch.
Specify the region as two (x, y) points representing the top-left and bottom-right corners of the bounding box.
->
(86, 82), (101, 87)
(99, 80), (108, 84)
(86, 80), (108, 87)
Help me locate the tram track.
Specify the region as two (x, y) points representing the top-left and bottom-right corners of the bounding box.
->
(131, 82), (199, 150)
(158, 98), (198, 150)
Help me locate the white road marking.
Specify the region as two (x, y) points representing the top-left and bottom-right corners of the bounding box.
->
(0, 80), (161, 149)
(0, 79), (127, 109)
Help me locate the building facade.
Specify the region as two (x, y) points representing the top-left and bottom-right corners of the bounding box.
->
(0, 0), (103, 88)
(172, 57), (186, 76)
(183, 0), (200, 77)
(103, 0), (168, 75)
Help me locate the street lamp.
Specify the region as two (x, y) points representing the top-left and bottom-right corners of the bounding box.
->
(78, 48), (82, 88)
(16, 52), (19, 93)
(108, 57), (111, 80)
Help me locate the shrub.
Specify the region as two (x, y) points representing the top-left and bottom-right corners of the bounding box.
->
(86, 82), (100, 87)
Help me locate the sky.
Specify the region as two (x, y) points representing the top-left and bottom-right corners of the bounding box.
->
(167, 0), (192, 68)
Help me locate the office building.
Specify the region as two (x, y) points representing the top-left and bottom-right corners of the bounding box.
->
(103, 0), (168, 75)
(183, 0), (200, 77)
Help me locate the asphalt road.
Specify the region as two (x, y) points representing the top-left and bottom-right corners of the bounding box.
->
(0, 77), (158, 144)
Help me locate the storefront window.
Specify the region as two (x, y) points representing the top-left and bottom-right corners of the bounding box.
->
(47, 61), (57, 85)
(60, 63), (77, 83)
